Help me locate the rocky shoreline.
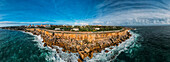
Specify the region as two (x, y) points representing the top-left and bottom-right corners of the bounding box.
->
(1, 27), (132, 62)
(28, 28), (131, 62)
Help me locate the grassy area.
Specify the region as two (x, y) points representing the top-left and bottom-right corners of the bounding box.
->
(41, 25), (124, 32)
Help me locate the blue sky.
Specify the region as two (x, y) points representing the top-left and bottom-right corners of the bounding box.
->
(0, 0), (170, 26)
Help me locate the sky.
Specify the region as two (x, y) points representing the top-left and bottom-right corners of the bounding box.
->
(0, 0), (170, 26)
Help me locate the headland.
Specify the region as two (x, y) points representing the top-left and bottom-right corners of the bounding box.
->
(1, 25), (132, 62)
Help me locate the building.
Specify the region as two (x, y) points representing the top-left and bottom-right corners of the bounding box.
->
(55, 28), (61, 31)
(35, 25), (39, 27)
(72, 25), (74, 27)
(113, 26), (116, 29)
(28, 24), (31, 27)
(45, 24), (51, 28)
(32, 24), (34, 27)
(73, 28), (79, 31)
(39, 24), (51, 28)
(95, 28), (100, 30)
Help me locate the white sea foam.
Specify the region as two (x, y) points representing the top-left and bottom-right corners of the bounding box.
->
(23, 30), (139, 62)
(23, 31), (68, 62)
(85, 30), (139, 62)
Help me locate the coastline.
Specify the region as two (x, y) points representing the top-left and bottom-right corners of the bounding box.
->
(1, 27), (133, 62)
(0, 28), (138, 62)
(22, 31), (77, 62)
(24, 30), (138, 62)
(25, 28), (132, 61)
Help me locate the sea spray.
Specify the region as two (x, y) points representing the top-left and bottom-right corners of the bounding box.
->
(23, 31), (71, 62)
(23, 31), (84, 62)
(85, 31), (140, 62)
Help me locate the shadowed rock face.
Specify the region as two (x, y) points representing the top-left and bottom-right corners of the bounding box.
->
(24, 28), (131, 62)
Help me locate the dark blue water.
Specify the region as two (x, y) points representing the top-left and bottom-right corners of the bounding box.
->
(0, 29), (55, 62)
(115, 26), (170, 62)
(0, 26), (170, 62)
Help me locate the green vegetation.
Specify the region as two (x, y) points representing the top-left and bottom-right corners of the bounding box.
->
(43, 25), (123, 32)
(2, 25), (124, 32)
(28, 25), (123, 32)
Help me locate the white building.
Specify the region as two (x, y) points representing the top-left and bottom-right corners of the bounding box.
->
(95, 28), (100, 30)
(45, 24), (51, 28)
(73, 28), (79, 31)
(72, 25), (74, 27)
(55, 28), (61, 31)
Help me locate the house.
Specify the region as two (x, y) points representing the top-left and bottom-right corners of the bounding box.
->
(72, 25), (74, 27)
(26, 28), (35, 31)
(45, 24), (51, 28)
(113, 26), (116, 29)
(35, 25), (39, 27)
(55, 28), (61, 31)
(30, 24), (35, 28)
(73, 28), (79, 31)
(95, 28), (100, 30)
(32, 24), (34, 27)
(28, 24), (31, 27)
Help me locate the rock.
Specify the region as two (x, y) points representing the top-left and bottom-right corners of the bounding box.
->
(76, 45), (80, 50)
(43, 43), (47, 47)
(97, 49), (102, 53)
(88, 51), (93, 59)
(79, 51), (85, 60)
(95, 46), (100, 49)
(87, 44), (91, 48)
(84, 47), (90, 53)
(105, 50), (109, 53)
(62, 49), (65, 52)
(77, 59), (83, 62)
(116, 44), (119, 46)
(83, 52), (88, 58)
(94, 50), (98, 53)
(59, 43), (64, 47)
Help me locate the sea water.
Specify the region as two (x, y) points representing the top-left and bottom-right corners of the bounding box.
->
(1, 26), (169, 62)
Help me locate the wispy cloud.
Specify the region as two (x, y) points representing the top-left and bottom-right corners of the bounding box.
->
(74, 21), (89, 25)
(0, 21), (57, 24)
(89, 0), (170, 26)
(0, 21), (60, 27)
(1, 0), (170, 26)
(0, 21), (15, 24)
(0, 14), (6, 20)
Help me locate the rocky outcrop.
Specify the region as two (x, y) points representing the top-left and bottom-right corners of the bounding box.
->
(25, 28), (131, 62)
(2, 26), (132, 62)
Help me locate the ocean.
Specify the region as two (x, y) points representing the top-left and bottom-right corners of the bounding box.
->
(0, 26), (170, 62)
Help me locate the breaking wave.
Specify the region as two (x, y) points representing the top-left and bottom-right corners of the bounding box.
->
(85, 31), (140, 62)
(24, 30), (139, 62)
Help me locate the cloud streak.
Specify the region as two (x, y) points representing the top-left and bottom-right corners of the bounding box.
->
(1, 0), (170, 26)
(88, 0), (170, 25)
(0, 21), (57, 24)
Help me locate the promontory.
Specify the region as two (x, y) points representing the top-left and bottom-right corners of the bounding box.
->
(1, 25), (132, 62)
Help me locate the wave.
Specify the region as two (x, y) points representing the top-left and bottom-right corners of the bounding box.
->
(85, 30), (140, 62)
(23, 30), (139, 62)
